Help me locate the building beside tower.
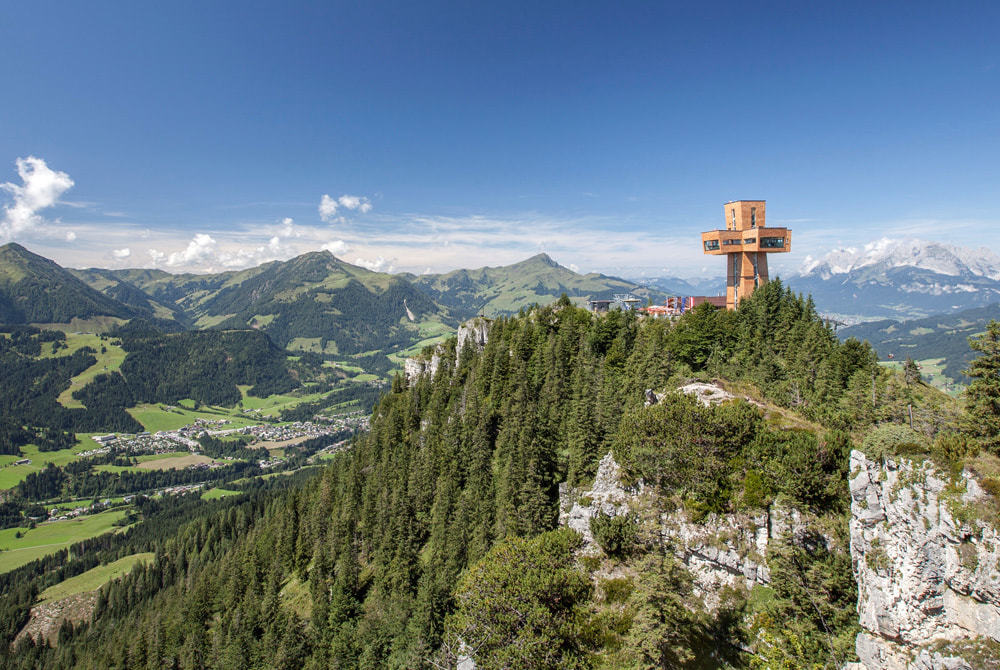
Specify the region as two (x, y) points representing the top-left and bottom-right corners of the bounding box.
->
(701, 200), (790, 310)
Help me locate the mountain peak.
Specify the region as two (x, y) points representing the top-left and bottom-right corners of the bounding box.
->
(0, 241), (41, 261)
(518, 252), (562, 269)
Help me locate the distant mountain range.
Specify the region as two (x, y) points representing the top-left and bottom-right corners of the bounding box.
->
(406, 253), (666, 319)
(0, 244), (666, 358)
(798, 238), (1000, 279)
(8, 235), (1000, 346)
(786, 238), (1000, 321)
(624, 274), (723, 298)
(632, 238), (1000, 322)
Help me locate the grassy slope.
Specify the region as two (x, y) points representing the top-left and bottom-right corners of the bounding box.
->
(48, 333), (128, 408)
(202, 487), (240, 500)
(126, 403), (264, 432)
(38, 553), (155, 603)
(135, 454), (215, 470)
(0, 510), (128, 574)
(0, 438), (100, 490)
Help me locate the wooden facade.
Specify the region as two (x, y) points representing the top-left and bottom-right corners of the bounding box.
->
(701, 200), (790, 310)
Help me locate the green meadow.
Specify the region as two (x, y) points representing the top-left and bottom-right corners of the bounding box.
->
(38, 553), (155, 603)
(0, 509), (129, 573)
(202, 487), (240, 500)
(49, 333), (128, 408)
(0, 439), (97, 490)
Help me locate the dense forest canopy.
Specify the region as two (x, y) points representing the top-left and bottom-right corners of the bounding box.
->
(0, 323), (309, 438)
(0, 282), (972, 668)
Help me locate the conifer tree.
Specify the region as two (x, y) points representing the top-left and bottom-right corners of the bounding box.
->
(964, 320), (1000, 453)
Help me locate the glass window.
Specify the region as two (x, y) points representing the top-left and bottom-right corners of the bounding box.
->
(751, 207), (756, 228)
(704, 240), (720, 251)
(760, 237), (784, 248)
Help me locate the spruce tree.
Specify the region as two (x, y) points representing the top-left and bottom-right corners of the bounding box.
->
(964, 320), (1000, 453)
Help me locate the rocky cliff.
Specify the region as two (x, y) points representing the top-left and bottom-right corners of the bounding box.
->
(849, 449), (1000, 669)
(405, 318), (491, 382)
(559, 451), (824, 610)
(455, 317), (490, 362)
(404, 351), (442, 381)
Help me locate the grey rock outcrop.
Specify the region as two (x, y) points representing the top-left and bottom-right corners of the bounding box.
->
(404, 350), (441, 381)
(849, 449), (1000, 669)
(661, 508), (771, 607)
(456, 317), (490, 364)
(559, 452), (818, 610)
(405, 318), (490, 383)
(560, 452), (635, 551)
(678, 382), (735, 407)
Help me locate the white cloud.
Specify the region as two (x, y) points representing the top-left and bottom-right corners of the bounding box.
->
(65, 231), (77, 242)
(167, 233), (217, 266)
(336, 195), (372, 213)
(318, 195), (339, 221)
(354, 256), (391, 272)
(321, 240), (349, 255)
(277, 217), (299, 239)
(0, 156), (74, 241)
(112, 247), (131, 259)
(148, 249), (166, 264)
(318, 193), (373, 222)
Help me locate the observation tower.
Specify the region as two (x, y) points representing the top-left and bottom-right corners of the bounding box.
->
(701, 200), (790, 310)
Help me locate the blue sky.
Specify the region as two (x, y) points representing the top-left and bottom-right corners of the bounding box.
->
(1, 1), (998, 277)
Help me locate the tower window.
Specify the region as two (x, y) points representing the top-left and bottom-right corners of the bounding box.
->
(731, 209), (736, 229)
(751, 207), (757, 228)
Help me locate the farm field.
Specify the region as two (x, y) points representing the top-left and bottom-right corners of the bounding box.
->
(236, 386), (327, 415)
(136, 454), (216, 470)
(202, 487), (240, 500)
(94, 451), (194, 473)
(0, 440), (97, 490)
(38, 553), (155, 603)
(126, 403), (261, 432)
(256, 435), (312, 450)
(0, 509), (129, 573)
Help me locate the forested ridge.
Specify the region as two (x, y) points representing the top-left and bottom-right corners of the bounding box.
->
(1, 283), (967, 668)
(0, 244), (136, 325)
(0, 324), (305, 439)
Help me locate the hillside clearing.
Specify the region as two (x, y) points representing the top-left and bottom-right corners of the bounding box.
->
(0, 510), (129, 573)
(136, 454), (215, 470)
(39, 553), (155, 604)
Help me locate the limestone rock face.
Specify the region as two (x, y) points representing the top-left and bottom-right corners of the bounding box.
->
(559, 452), (817, 610)
(849, 449), (1000, 669)
(455, 317), (490, 364)
(678, 382), (735, 407)
(405, 318), (490, 383)
(660, 508), (770, 607)
(403, 350), (441, 381)
(560, 452), (635, 551)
